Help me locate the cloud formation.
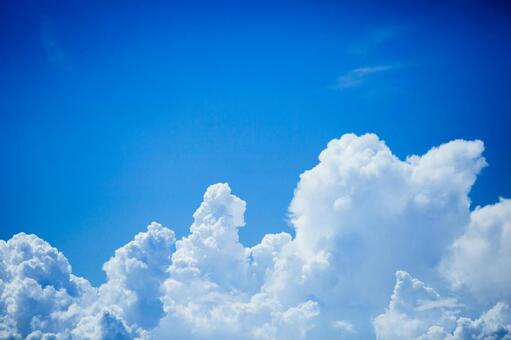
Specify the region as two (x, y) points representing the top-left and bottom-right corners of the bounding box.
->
(335, 65), (401, 89)
(374, 271), (511, 339)
(440, 199), (511, 304)
(1, 133), (509, 339)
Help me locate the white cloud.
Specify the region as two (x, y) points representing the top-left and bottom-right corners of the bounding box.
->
(440, 198), (511, 305)
(71, 309), (145, 340)
(333, 319), (356, 335)
(0, 133), (509, 339)
(373, 271), (511, 339)
(0, 232), (97, 338)
(156, 183), (319, 339)
(335, 65), (401, 89)
(99, 222), (176, 329)
(0, 223), (174, 339)
(284, 134), (486, 336)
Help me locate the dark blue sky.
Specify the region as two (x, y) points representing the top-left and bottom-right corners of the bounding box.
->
(1, 0), (510, 285)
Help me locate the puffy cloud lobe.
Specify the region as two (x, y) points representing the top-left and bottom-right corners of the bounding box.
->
(373, 271), (511, 339)
(373, 271), (458, 339)
(0, 222), (174, 339)
(157, 183), (318, 339)
(285, 134), (487, 336)
(168, 183), (249, 291)
(0, 133), (510, 339)
(290, 134), (485, 253)
(451, 303), (511, 339)
(440, 198), (511, 304)
(248, 232), (292, 289)
(0, 233), (96, 338)
(71, 310), (144, 340)
(100, 222), (176, 329)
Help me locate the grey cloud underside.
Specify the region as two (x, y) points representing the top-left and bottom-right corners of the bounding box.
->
(1, 133), (510, 339)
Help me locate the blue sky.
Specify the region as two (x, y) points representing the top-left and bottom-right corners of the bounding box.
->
(1, 0), (510, 290)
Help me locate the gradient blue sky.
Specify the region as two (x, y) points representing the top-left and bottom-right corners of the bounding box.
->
(1, 0), (510, 285)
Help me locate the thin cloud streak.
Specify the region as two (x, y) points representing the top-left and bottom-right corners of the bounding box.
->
(334, 64), (403, 90)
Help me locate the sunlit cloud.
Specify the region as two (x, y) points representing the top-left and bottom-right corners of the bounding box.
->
(1, 133), (510, 339)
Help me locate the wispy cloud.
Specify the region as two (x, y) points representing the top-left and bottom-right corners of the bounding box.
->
(332, 320), (356, 334)
(335, 64), (401, 89)
(415, 298), (462, 312)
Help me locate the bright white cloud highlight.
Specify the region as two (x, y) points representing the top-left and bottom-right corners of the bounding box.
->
(0, 133), (509, 339)
(373, 271), (511, 339)
(99, 222), (176, 329)
(440, 198), (511, 304)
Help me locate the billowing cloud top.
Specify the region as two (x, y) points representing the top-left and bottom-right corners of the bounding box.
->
(1, 133), (509, 339)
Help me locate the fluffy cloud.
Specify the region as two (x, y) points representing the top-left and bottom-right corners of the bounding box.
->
(0, 133), (509, 339)
(155, 183), (318, 339)
(284, 133), (487, 336)
(70, 310), (144, 340)
(0, 223), (174, 339)
(0, 233), (96, 339)
(99, 222), (176, 329)
(440, 198), (511, 305)
(373, 271), (511, 339)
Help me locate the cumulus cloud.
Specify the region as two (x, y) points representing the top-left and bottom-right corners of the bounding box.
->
(285, 133), (487, 336)
(71, 310), (145, 340)
(0, 222), (175, 339)
(0, 133), (509, 339)
(440, 198), (511, 305)
(373, 271), (511, 339)
(155, 183), (318, 339)
(99, 222), (176, 329)
(0, 233), (96, 339)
